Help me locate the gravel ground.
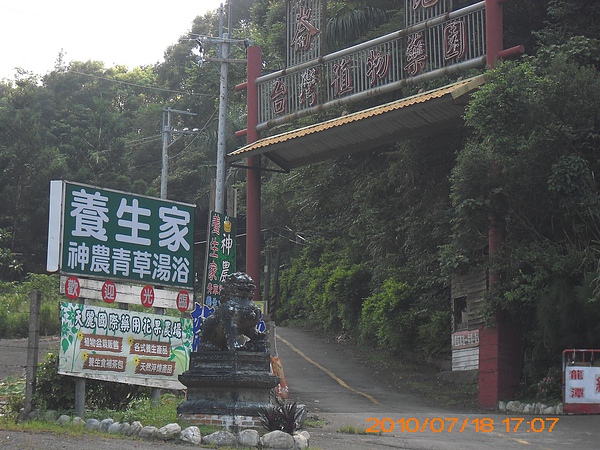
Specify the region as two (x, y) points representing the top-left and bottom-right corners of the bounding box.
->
(0, 431), (182, 449)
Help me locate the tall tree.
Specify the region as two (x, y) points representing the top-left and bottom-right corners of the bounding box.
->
(0, 74), (68, 274)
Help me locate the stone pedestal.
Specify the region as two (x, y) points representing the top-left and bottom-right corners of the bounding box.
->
(177, 351), (279, 421)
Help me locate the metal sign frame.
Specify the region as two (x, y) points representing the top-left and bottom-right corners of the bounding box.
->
(259, 1), (486, 130)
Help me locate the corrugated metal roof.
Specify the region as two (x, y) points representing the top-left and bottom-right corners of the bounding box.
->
(227, 75), (485, 171)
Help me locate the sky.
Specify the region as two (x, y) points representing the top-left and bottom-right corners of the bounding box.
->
(0, 0), (226, 80)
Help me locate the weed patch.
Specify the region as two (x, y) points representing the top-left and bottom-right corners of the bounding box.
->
(338, 425), (369, 435)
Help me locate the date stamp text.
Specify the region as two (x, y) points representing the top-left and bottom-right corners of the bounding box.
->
(366, 417), (560, 434)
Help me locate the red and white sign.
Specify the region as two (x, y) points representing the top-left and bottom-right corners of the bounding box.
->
(564, 366), (600, 403)
(176, 290), (190, 312)
(59, 276), (195, 310)
(65, 276), (80, 299)
(101, 280), (117, 303)
(140, 285), (155, 308)
(451, 329), (479, 350)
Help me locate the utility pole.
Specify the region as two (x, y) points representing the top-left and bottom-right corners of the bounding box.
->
(161, 108), (198, 200)
(154, 107), (197, 406)
(193, 2), (247, 214)
(215, 8), (230, 214)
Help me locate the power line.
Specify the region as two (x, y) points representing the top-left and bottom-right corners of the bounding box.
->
(66, 69), (212, 98)
(169, 135), (199, 161)
(124, 101), (217, 149)
(123, 134), (162, 148)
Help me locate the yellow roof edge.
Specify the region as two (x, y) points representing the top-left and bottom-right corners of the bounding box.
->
(228, 75), (485, 157)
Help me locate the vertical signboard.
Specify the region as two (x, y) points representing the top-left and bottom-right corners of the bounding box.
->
(58, 302), (192, 389)
(47, 181), (195, 289)
(451, 329), (479, 371)
(203, 211), (236, 308)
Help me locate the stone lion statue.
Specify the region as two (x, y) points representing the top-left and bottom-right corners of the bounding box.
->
(198, 272), (267, 352)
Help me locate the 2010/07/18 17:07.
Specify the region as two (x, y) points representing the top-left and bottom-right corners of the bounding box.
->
(365, 417), (560, 434)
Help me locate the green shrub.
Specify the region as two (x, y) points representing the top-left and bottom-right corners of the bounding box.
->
(112, 393), (181, 426)
(417, 309), (451, 356)
(39, 301), (60, 336)
(5, 310), (29, 338)
(535, 367), (562, 402)
(360, 278), (450, 357)
(278, 239), (371, 334)
(33, 353), (76, 410)
(359, 278), (416, 349)
(33, 353), (149, 412)
(0, 290), (29, 338)
(6, 392), (25, 415)
(322, 264), (371, 333)
(278, 241), (450, 357)
(0, 376), (26, 415)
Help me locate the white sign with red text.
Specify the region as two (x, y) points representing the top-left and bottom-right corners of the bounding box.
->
(58, 302), (192, 389)
(59, 276), (194, 311)
(564, 366), (600, 404)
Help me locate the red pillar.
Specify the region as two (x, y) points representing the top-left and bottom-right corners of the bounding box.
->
(485, 0), (505, 68)
(479, 2), (522, 408)
(479, 219), (521, 408)
(478, 319), (521, 407)
(246, 46), (262, 301)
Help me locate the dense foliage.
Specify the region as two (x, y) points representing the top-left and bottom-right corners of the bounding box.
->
(447, 4), (600, 385)
(1, 0), (599, 397)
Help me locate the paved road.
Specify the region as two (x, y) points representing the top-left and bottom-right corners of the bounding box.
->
(275, 326), (600, 450)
